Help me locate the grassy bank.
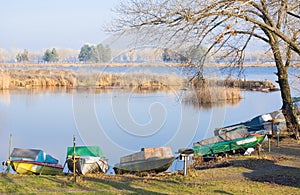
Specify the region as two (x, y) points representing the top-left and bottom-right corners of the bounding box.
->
(1, 139), (299, 194)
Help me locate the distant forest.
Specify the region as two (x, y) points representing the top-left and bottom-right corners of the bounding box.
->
(0, 45), (300, 64)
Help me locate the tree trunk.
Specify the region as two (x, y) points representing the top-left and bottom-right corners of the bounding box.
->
(268, 34), (300, 139)
(275, 59), (300, 139)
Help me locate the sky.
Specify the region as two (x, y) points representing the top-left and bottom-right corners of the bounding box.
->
(0, 0), (120, 51)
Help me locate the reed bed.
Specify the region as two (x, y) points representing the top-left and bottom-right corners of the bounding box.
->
(0, 69), (184, 90)
(3, 68), (283, 107)
(184, 86), (242, 108)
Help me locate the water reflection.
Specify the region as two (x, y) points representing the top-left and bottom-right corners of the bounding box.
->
(0, 90), (10, 106)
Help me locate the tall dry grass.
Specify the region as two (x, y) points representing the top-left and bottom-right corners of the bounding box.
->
(0, 68), (246, 107)
(184, 86), (242, 108)
(2, 69), (184, 90)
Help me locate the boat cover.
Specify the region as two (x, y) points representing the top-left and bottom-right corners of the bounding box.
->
(66, 146), (105, 158)
(120, 146), (173, 163)
(193, 135), (266, 156)
(11, 148), (59, 164)
(196, 125), (249, 146)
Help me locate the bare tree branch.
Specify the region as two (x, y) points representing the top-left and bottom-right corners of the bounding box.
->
(109, 0), (300, 138)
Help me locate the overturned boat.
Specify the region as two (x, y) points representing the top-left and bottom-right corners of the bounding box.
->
(114, 146), (175, 174)
(66, 146), (108, 175)
(3, 148), (63, 175)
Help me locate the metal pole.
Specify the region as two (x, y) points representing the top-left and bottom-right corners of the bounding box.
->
(183, 155), (188, 176)
(73, 135), (76, 183)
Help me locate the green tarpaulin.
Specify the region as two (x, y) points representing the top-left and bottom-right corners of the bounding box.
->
(193, 135), (266, 156)
(66, 146), (105, 158)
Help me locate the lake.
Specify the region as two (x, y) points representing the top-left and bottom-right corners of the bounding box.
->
(0, 66), (299, 173)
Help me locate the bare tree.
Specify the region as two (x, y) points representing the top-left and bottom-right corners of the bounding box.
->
(57, 48), (79, 63)
(110, 0), (300, 138)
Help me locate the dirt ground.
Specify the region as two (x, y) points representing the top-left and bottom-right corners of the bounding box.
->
(192, 137), (300, 188)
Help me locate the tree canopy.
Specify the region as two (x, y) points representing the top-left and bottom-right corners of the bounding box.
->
(16, 49), (29, 62)
(43, 48), (59, 62)
(78, 44), (112, 63)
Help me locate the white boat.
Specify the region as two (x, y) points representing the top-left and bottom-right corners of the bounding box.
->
(66, 146), (108, 175)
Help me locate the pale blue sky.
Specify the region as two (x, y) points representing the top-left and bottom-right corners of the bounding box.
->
(0, 0), (120, 51)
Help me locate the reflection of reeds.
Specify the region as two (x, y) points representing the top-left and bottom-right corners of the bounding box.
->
(0, 71), (10, 90)
(0, 89), (10, 106)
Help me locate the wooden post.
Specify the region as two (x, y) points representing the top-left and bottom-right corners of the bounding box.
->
(268, 138), (271, 152)
(271, 119), (274, 136)
(268, 135), (271, 152)
(256, 144), (261, 156)
(73, 135), (76, 183)
(277, 133), (280, 147)
(5, 134), (12, 173)
(8, 134), (12, 161)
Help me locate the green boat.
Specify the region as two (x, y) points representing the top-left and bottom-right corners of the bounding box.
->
(193, 134), (266, 157)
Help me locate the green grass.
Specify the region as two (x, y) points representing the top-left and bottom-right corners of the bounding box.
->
(1, 140), (299, 194)
(1, 163), (299, 195)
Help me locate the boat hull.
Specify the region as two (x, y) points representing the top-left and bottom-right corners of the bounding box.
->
(11, 160), (63, 175)
(193, 135), (266, 157)
(67, 157), (108, 175)
(114, 157), (175, 174)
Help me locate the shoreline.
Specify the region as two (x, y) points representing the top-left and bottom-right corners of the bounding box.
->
(1, 61), (300, 68)
(0, 138), (299, 194)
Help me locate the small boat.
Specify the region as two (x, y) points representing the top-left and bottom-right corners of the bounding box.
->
(3, 148), (62, 175)
(193, 134), (266, 157)
(219, 97), (300, 135)
(210, 125), (250, 145)
(66, 146), (108, 175)
(114, 146), (175, 174)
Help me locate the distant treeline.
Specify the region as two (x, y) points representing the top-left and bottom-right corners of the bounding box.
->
(1, 45), (300, 64)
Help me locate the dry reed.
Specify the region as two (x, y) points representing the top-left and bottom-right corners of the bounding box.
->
(0, 69), (184, 90)
(184, 86), (242, 108)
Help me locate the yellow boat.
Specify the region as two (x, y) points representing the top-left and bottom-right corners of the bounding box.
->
(10, 160), (63, 175)
(3, 148), (63, 175)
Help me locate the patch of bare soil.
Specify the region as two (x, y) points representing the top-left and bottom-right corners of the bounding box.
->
(191, 138), (300, 187)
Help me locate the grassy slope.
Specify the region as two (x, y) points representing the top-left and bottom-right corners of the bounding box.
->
(0, 139), (299, 195)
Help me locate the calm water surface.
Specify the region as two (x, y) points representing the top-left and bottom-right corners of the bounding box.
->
(0, 66), (299, 172)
